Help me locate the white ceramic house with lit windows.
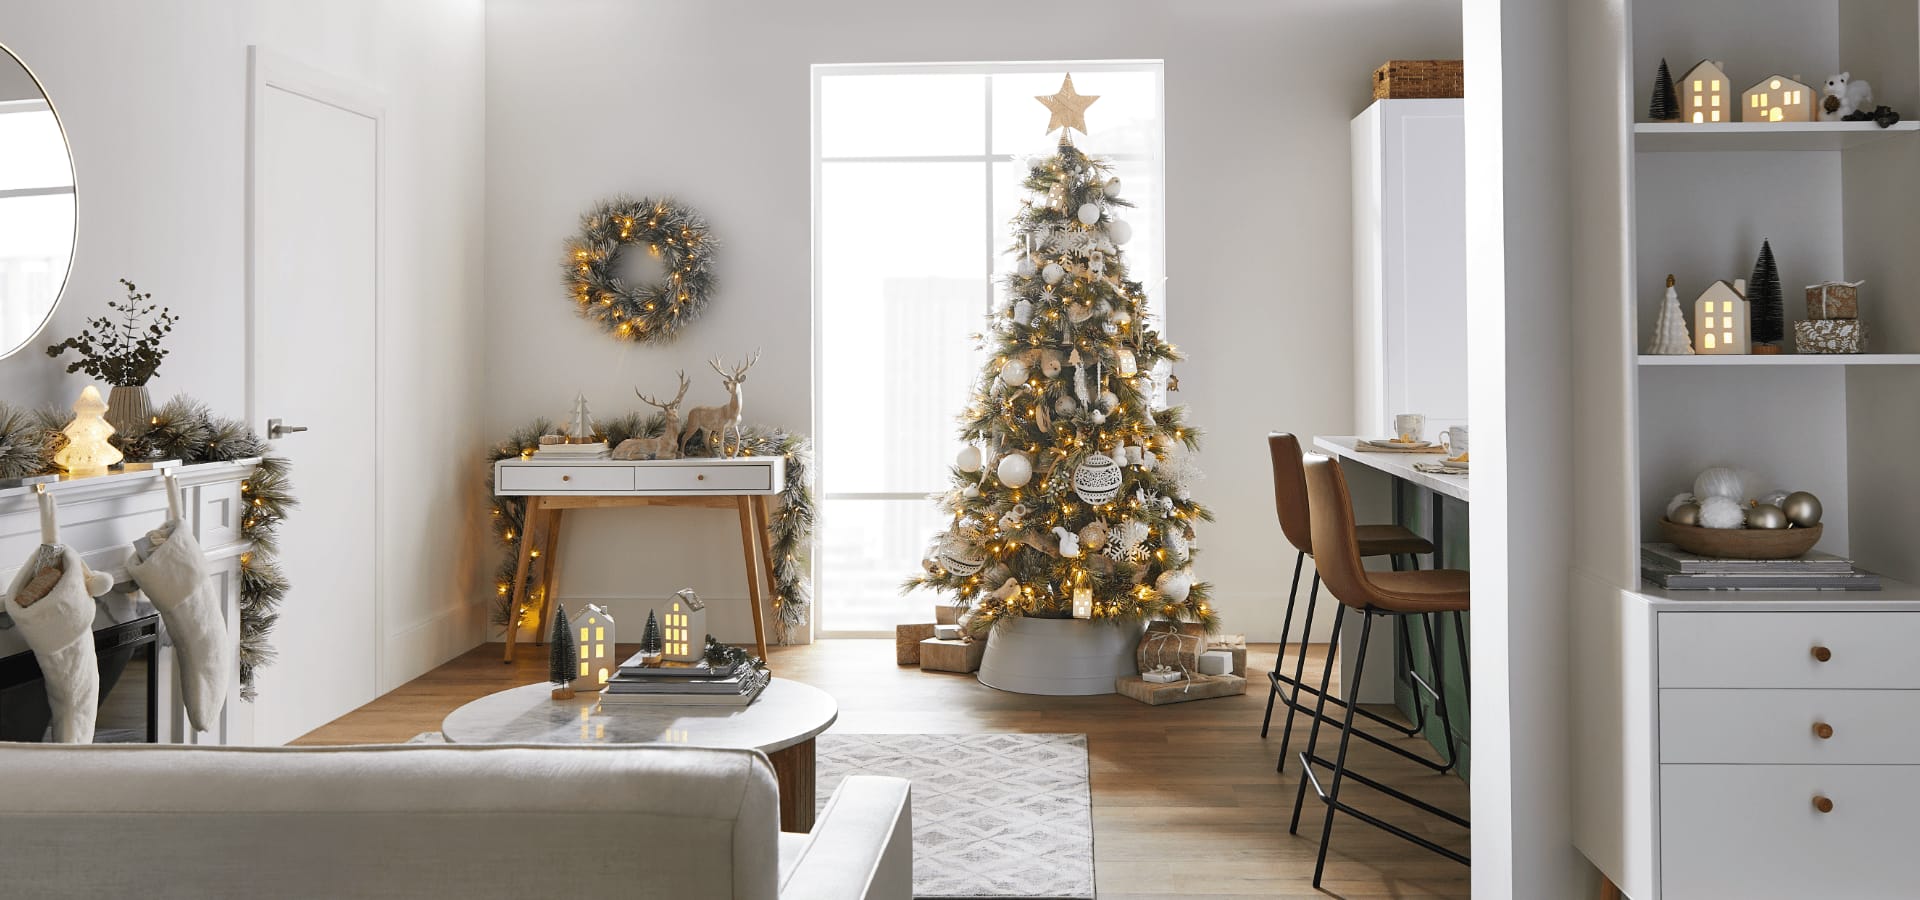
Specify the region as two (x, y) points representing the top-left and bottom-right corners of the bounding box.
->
(1692, 278), (1749, 354)
(574, 603), (617, 687)
(1743, 74), (1815, 122)
(1680, 59), (1731, 123)
(663, 589), (707, 663)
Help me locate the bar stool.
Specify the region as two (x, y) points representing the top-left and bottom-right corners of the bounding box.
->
(1260, 433), (1435, 776)
(1290, 453), (1469, 887)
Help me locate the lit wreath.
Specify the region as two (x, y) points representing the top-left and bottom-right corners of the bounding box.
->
(564, 196), (716, 344)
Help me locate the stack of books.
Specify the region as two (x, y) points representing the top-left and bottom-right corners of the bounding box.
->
(1642, 543), (1881, 591)
(599, 652), (770, 707)
(535, 441), (610, 460)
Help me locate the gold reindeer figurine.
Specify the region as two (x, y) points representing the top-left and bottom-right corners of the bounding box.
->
(613, 370), (690, 460)
(681, 351), (759, 458)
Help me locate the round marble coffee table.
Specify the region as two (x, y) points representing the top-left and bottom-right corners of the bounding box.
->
(442, 679), (837, 831)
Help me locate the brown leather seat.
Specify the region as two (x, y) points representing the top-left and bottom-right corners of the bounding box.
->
(1270, 433), (1432, 559)
(1304, 454), (1469, 615)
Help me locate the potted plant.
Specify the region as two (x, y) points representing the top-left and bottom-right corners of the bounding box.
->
(45, 279), (180, 436)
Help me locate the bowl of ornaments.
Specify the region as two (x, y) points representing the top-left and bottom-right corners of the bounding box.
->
(1659, 466), (1824, 560)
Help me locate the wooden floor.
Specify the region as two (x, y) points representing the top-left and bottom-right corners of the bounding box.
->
(299, 639), (1470, 899)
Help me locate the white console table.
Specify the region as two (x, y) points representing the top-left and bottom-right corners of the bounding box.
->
(0, 460), (260, 745)
(492, 455), (787, 663)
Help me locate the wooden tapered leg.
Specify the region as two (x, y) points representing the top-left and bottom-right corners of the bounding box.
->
(753, 495), (777, 654)
(534, 507), (564, 645)
(736, 496), (770, 663)
(767, 737), (817, 832)
(503, 502), (548, 662)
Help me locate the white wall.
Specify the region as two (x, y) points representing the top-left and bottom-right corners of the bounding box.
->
(0, 0), (489, 740)
(483, 0), (1462, 643)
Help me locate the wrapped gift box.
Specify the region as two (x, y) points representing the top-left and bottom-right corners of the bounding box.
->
(1794, 318), (1866, 354)
(895, 623), (936, 665)
(1137, 621), (1208, 675)
(1805, 281), (1861, 320)
(919, 637), (986, 673)
(1207, 633), (1248, 678)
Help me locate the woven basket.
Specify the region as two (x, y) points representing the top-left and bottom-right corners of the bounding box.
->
(1373, 60), (1465, 99)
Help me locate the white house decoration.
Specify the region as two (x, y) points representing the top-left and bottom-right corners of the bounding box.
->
(1681, 60), (1731, 124)
(575, 603), (617, 687)
(1693, 278), (1750, 354)
(1743, 75), (1815, 123)
(663, 589), (707, 663)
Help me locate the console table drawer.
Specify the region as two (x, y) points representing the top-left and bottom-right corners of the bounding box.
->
(1660, 689), (1920, 765)
(1662, 764), (1920, 899)
(633, 462), (777, 493)
(1658, 612), (1920, 689)
(497, 466), (634, 493)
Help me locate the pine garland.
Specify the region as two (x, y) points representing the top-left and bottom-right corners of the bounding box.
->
(0, 395), (295, 699)
(486, 416), (814, 642)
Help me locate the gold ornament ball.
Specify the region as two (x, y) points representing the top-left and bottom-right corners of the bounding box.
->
(1669, 502), (1701, 527)
(1746, 503), (1788, 530)
(1782, 491), (1823, 528)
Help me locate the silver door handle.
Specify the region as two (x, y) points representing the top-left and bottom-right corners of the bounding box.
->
(267, 418), (309, 439)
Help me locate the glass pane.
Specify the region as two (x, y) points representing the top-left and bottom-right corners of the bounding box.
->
(0, 107), (73, 191)
(820, 73), (984, 158)
(992, 69), (1159, 157)
(0, 194), (74, 345)
(820, 161), (987, 493)
(818, 498), (956, 631)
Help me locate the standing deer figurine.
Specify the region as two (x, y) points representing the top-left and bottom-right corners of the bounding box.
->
(613, 371), (690, 460)
(681, 350), (759, 458)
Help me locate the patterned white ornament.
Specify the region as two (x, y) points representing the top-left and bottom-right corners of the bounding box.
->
(1073, 452), (1124, 504)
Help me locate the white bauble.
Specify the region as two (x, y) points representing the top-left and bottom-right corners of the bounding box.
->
(1012, 299), (1033, 325)
(1077, 203), (1101, 226)
(1054, 395), (1079, 415)
(1000, 358), (1029, 387)
(936, 538), (986, 577)
(1154, 568), (1193, 602)
(1698, 495), (1746, 529)
(1042, 262), (1065, 284)
(956, 445), (982, 473)
(1693, 466), (1745, 501)
(997, 452), (1034, 488)
(1665, 492), (1698, 520)
(1107, 219), (1133, 245)
(1073, 452), (1125, 504)
(1098, 390), (1119, 413)
(1015, 255), (1037, 277)
(1103, 177), (1122, 198)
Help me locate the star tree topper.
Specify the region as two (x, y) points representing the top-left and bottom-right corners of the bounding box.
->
(1036, 74), (1099, 138)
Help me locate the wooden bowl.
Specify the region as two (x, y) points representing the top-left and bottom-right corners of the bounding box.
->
(1659, 518), (1823, 560)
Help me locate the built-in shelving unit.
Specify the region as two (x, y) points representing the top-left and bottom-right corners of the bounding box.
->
(1634, 120), (1918, 152)
(1637, 352), (1920, 366)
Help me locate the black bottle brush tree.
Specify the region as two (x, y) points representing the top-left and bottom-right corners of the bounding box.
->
(549, 606), (579, 699)
(1749, 240), (1784, 353)
(1650, 58), (1680, 121)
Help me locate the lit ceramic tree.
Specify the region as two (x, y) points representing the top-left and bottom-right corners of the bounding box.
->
(54, 385), (122, 476)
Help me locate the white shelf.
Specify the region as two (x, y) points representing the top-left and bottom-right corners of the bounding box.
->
(1634, 120), (1919, 152)
(1639, 353), (1920, 367)
(1638, 574), (1920, 611)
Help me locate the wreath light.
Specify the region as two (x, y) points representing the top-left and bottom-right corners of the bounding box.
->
(564, 196), (717, 344)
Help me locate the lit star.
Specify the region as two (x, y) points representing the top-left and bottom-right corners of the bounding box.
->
(1036, 74), (1099, 138)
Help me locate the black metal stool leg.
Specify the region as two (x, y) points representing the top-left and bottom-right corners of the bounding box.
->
(1452, 610), (1471, 697)
(1275, 572), (1321, 773)
(1424, 613), (1460, 772)
(1310, 610), (1375, 888)
(1290, 604), (1344, 833)
(1262, 550), (1307, 738)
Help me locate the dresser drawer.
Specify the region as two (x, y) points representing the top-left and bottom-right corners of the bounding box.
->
(1660, 689), (1920, 765)
(496, 465), (634, 493)
(632, 462), (777, 493)
(1658, 612), (1920, 689)
(1661, 764), (1920, 899)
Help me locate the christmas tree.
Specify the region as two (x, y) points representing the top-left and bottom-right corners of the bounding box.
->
(640, 610), (663, 657)
(1749, 239), (1784, 349)
(1645, 274), (1694, 354)
(1650, 58), (1680, 121)
(548, 605), (578, 696)
(907, 75), (1215, 634)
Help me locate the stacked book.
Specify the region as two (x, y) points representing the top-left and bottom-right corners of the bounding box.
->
(1642, 543), (1881, 591)
(599, 652), (770, 707)
(535, 441), (610, 460)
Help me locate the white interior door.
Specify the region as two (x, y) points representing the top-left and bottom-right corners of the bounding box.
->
(246, 49), (382, 745)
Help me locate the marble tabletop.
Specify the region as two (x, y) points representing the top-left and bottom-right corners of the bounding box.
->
(1312, 435), (1471, 503)
(440, 678), (837, 753)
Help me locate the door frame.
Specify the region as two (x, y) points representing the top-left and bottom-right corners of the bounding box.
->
(244, 46), (390, 695)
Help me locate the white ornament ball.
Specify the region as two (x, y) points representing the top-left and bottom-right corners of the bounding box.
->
(1698, 495), (1746, 529)
(1054, 395), (1078, 415)
(996, 452), (1034, 488)
(1073, 452), (1124, 504)
(1000, 358), (1029, 387)
(1107, 219), (1133, 245)
(936, 538), (986, 577)
(1097, 390), (1119, 413)
(1077, 203), (1101, 226)
(1042, 262), (1065, 285)
(1154, 568), (1193, 603)
(1693, 466), (1745, 501)
(1666, 492), (1698, 520)
(1015, 255), (1037, 277)
(956, 446), (982, 473)
(1103, 177), (1122, 199)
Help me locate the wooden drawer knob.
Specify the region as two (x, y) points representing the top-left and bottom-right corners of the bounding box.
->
(561, 474), (572, 482)
(1810, 645), (1832, 662)
(1812, 722), (1834, 740)
(1813, 795), (1834, 814)
(697, 474), (706, 480)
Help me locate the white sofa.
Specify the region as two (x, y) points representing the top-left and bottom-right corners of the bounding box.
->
(0, 743), (911, 900)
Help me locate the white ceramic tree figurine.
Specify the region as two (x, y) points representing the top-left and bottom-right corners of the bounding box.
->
(1646, 274), (1695, 354)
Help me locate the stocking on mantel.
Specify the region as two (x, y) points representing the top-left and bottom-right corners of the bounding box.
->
(126, 474), (230, 732)
(1, 489), (112, 743)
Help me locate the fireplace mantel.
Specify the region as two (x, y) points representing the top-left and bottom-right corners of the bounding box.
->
(0, 460), (260, 745)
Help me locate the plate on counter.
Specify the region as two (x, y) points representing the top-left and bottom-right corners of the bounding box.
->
(1361, 439), (1435, 450)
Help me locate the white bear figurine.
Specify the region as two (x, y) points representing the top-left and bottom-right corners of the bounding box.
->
(1822, 72), (1874, 121)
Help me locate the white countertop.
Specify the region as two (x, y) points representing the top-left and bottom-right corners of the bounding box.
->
(1312, 435), (1470, 503)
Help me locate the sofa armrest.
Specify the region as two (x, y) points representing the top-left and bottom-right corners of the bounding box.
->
(779, 775), (912, 900)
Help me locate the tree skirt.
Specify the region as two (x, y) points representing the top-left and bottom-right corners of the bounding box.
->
(817, 732), (1094, 900)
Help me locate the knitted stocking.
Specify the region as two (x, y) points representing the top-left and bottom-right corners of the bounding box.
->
(3, 546), (111, 743)
(128, 519), (229, 732)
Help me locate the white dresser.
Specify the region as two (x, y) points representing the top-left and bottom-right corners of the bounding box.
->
(0, 461), (259, 745)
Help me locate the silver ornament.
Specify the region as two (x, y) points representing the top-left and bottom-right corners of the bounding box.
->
(1669, 502), (1701, 527)
(1782, 491), (1823, 528)
(1746, 503), (1789, 530)
(1015, 255), (1037, 277)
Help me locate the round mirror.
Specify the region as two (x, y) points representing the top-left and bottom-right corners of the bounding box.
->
(0, 42), (76, 361)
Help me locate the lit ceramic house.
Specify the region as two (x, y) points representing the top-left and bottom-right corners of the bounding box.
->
(1744, 74), (1814, 122)
(574, 603), (617, 687)
(1693, 278), (1750, 354)
(662, 589), (707, 663)
(1681, 60), (1731, 124)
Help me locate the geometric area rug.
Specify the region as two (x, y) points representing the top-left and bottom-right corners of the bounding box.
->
(816, 733), (1094, 900)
